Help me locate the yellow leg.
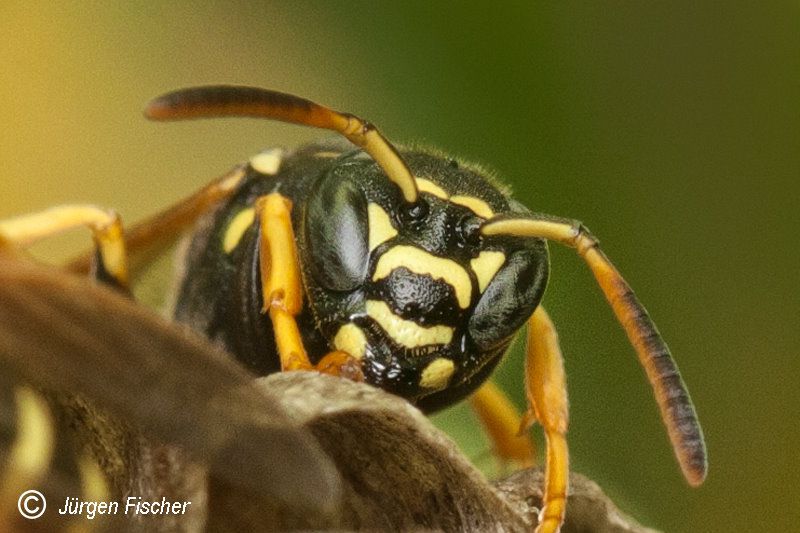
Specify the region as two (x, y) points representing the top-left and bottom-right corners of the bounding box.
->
(0, 204), (129, 288)
(524, 307), (569, 533)
(469, 381), (535, 467)
(256, 193), (364, 380)
(68, 166), (246, 280)
(0, 387), (55, 526)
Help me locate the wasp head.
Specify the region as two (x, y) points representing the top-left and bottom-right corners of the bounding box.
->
(303, 148), (548, 410)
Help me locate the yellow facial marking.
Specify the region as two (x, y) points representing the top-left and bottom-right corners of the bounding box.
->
(222, 207), (255, 253)
(470, 251), (506, 292)
(333, 323), (368, 360)
(413, 177), (495, 219)
(415, 178), (448, 199)
(450, 195), (495, 219)
(249, 148), (283, 175)
(366, 300), (453, 348)
(419, 358), (456, 389)
(373, 245), (472, 308)
(313, 150), (341, 158)
(367, 203), (398, 252)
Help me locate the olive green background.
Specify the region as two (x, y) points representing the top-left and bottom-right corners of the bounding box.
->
(2, 2), (797, 531)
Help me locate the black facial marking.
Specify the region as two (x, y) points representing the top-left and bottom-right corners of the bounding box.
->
(368, 267), (461, 326)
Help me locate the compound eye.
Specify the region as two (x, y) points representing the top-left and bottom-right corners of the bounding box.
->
(305, 173), (369, 291)
(468, 246), (548, 350)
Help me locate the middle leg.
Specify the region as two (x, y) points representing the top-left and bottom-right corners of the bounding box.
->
(469, 381), (535, 468)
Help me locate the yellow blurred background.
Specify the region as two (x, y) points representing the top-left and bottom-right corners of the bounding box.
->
(2, 2), (798, 531)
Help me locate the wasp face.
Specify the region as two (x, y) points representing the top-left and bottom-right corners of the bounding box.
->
(303, 149), (549, 409)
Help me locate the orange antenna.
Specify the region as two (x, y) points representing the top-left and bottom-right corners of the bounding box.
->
(482, 215), (708, 486)
(145, 85), (419, 203)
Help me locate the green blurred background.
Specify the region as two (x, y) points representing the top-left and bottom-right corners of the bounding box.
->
(1, 2), (797, 531)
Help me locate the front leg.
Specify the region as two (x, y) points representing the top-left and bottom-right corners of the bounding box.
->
(524, 306), (569, 533)
(256, 193), (363, 381)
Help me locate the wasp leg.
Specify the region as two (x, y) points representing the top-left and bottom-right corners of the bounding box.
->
(0, 387), (55, 526)
(469, 381), (535, 468)
(256, 192), (364, 380)
(67, 165), (247, 280)
(0, 205), (129, 288)
(523, 306), (569, 533)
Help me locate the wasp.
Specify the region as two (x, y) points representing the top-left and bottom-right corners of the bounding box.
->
(0, 86), (706, 532)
